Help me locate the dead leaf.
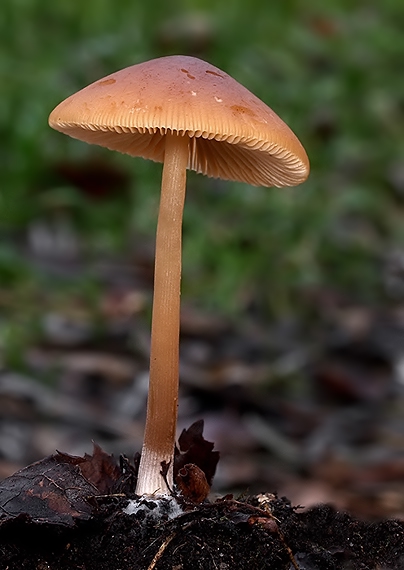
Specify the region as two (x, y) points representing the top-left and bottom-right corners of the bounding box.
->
(0, 443), (123, 528)
(174, 420), (219, 486)
(176, 464), (210, 503)
(59, 442), (122, 495)
(0, 454), (95, 527)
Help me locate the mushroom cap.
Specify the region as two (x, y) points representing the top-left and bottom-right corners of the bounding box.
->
(49, 55), (309, 187)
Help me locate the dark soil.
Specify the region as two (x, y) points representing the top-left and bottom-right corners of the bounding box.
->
(1, 493), (404, 570)
(1, 425), (404, 569)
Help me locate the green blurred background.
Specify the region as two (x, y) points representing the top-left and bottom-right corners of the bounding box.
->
(1, 0), (404, 361)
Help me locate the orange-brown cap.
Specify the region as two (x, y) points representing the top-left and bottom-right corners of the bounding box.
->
(49, 55), (309, 187)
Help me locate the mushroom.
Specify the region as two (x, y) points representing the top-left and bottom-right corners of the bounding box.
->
(48, 55), (310, 496)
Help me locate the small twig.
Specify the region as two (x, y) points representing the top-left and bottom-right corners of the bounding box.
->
(146, 532), (177, 570)
(277, 531), (300, 570)
(227, 497), (281, 522)
(160, 460), (176, 497)
(146, 521), (197, 570)
(256, 495), (300, 570)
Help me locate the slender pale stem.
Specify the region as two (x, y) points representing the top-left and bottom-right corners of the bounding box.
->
(136, 133), (189, 495)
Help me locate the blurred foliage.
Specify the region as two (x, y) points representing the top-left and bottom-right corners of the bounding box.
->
(1, 0), (404, 330)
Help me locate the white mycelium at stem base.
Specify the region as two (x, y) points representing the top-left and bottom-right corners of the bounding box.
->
(135, 133), (189, 496)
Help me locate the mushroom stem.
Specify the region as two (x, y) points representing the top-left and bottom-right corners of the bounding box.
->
(136, 132), (189, 495)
